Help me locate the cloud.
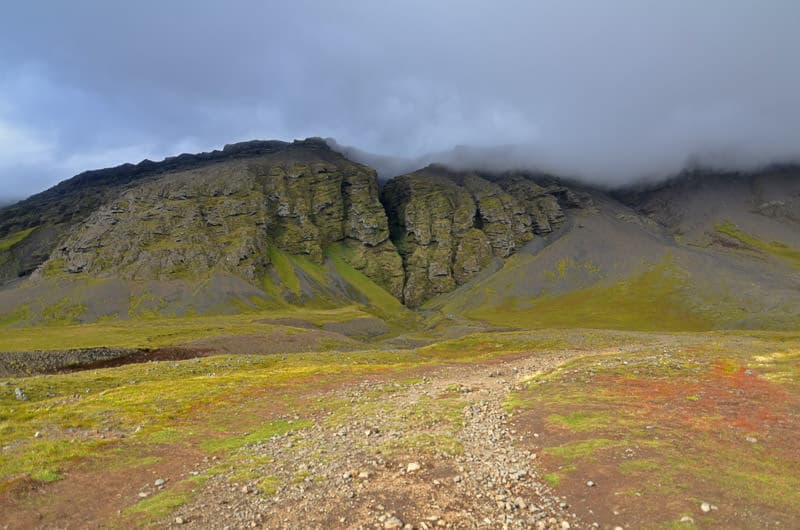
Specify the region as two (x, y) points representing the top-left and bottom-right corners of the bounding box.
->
(0, 119), (52, 162)
(1, 0), (800, 197)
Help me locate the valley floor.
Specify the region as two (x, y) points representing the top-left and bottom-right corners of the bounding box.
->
(1, 325), (799, 529)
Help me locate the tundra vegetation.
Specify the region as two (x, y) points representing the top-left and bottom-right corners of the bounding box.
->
(2, 141), (799, 528)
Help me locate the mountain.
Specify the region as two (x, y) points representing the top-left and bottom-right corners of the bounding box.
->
(430, 167), (800, 330)
(0, 139), (798, 330)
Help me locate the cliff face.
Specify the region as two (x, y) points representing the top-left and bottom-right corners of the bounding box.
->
(0, 139), (584, 316)
(260, 155), (403, 297)
(0, 139), (334, 286)
(0, 225), (63, 284)
(2, 140), (799, 330)
(381, 166), (574, 307)
(382, 170), (483, 307)
(495, 174), (578, 233)
(42, 143), (404, 299)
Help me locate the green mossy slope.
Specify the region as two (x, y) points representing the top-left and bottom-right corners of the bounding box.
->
(465, 259), (713, 331)
(716, 220), (800, 269)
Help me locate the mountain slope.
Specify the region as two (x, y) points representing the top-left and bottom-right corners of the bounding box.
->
(429, 171), (800, 330)
(0, 140), (341, 283)
(0, 140), (798, 331)
(0, 139), (413, 325)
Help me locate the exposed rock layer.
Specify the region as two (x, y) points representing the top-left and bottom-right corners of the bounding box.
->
(45, 145), (404, 298)
(382, 165), (573, 306)
(0, 140), (578, 309)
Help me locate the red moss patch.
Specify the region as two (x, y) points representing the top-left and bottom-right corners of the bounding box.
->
(512, 350), (800, 529)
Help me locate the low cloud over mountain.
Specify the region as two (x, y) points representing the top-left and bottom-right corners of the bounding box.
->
(2, 1), (800, 196)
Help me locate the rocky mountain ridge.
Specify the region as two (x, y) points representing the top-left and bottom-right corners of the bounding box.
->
(382, 166), (584, 306)
(0, 139), (580, 310)
(1, 138), (798, 328)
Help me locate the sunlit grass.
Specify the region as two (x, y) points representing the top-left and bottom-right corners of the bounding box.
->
(716, 220), (800, 269)
(0, 305), (373, 351)
(0, 227), (37, 252)
(466, 259), (713, 331)
(123, 489), (190, 521)
(202, 419), (313, 453)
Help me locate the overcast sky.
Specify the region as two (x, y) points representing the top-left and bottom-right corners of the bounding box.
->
(2, 1), (799, 198)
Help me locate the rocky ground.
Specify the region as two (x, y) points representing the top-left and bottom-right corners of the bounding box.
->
(162, 353), (589, 529)
(0, 347), (142, 376)
(4, 330), (798, 528)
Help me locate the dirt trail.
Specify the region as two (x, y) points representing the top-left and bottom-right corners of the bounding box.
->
(1, 445), (204, 530)
(167, 351), (587, 529)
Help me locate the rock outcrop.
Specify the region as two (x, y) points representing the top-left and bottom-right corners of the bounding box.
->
(495, 175), (566, 233)
(383, 170), (483, 307)
(43, 141), (404, 298)
(0, 347), (143, 376)
(0, 139), (583, 313)
(261, 156), (403, 296)
(381, 166), (575, 306)
(0, 225), (63, 284)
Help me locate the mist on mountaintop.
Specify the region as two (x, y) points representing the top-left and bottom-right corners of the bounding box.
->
(2, 1), (800, 196)
(327, 140), (800, 189)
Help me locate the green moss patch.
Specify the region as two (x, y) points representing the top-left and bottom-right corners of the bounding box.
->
(202, 419), (312, 453)
(123, 489), (190, 521)
(716, 220), (800, 269)
(543, 472), (561, 487)
(327, 243), (409, 319)
(467, 259), (712, 331)
(0, 227), (37, 252)
(544, 438), (617, 461)
(546, 412), (613, 432)
(32, 469), (64, 483)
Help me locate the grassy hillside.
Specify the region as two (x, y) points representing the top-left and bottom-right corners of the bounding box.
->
(716, 220), (800, 269)
(0, 227), (37, 252)
(0, 306), (374, 351)
(463, 259), (713, 331)
(327, 243), (410, 319)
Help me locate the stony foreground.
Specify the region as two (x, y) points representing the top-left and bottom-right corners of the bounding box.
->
(161, 354), (584, 530)
(3, 328), (799, 529)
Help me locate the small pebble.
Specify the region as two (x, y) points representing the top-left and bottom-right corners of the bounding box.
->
(384, 515), (404, 529)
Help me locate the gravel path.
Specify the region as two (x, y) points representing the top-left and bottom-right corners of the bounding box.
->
(166, 352), (587, 529)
